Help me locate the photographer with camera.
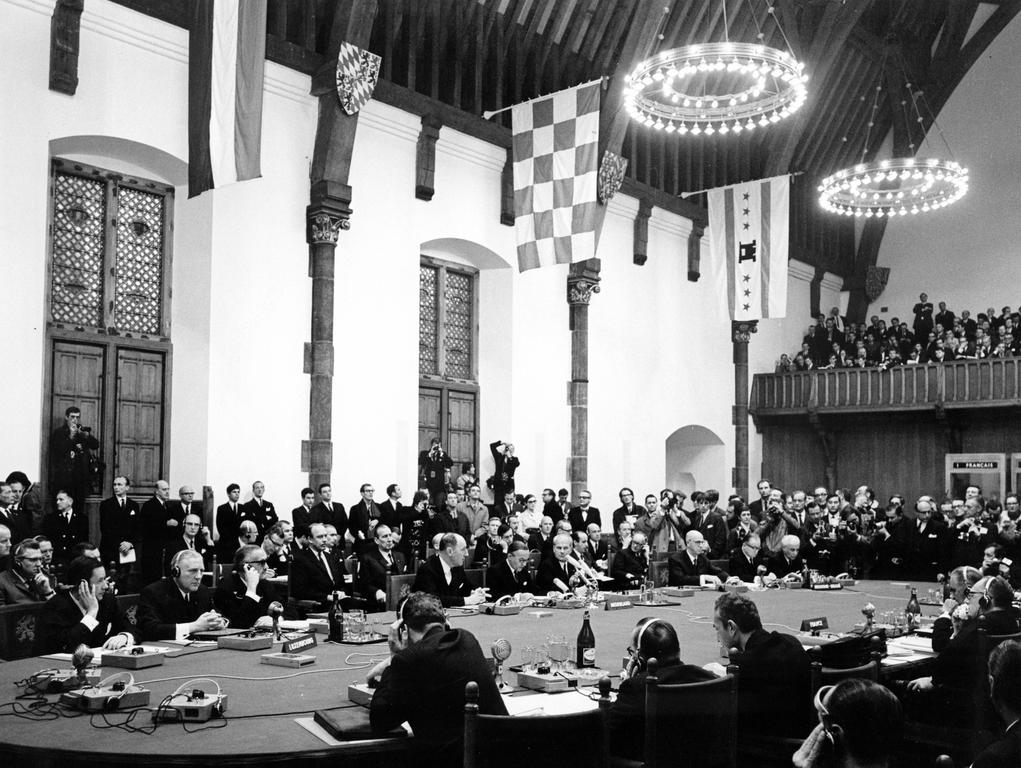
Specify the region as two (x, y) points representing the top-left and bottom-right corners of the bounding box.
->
(418, 437), (453, 505)
(759, 488), (799, 558)
(49, 406), (99, 516)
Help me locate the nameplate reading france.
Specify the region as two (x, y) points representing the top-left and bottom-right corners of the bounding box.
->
(800, 617), (829, 633)
(284, 633), (318, 654)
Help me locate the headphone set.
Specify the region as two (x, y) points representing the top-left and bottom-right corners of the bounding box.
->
(814, 685), (843, 751)
(628, 618), (661, 670)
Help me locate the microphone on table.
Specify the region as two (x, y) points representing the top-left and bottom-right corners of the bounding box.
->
(491, 638), (512, 690)
(268, 601), (284, 641)
(72, 644), (94, 685)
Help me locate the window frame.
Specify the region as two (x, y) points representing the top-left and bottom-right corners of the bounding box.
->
(419, 255), (480, 385)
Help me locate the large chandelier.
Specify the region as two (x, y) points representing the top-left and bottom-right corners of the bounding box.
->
(818, 158), (969, 217)
(624, 42), (808, 135)
(819, 58), (968, 218)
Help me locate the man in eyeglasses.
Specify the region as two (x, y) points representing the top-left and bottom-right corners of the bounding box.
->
(163, 513), (213, 575)
(568, 490), (601, 533)
(213, 544), (275, 628)
(0, 538), (57, 605)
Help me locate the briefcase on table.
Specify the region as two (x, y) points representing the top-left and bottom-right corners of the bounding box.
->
(313, 707), (408, 741)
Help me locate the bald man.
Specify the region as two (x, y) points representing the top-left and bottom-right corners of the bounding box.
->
(667, 530), (728, 587)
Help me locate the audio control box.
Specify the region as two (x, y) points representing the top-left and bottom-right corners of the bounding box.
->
(217, 634), (273, 651)
(60, 683), (151, 711)
(103, 649), (165, 669)
(156, 692), (229, 722)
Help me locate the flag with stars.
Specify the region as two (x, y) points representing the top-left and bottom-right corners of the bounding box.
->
(708, 175), (790, 320)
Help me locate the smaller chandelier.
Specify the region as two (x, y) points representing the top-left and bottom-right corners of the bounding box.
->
(818, 158), (969, 218)
(624, 42), (808, 135)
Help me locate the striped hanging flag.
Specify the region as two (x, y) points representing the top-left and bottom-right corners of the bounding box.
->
(708, 176), (790, 320)
(188, 0), (267, 198)
(511, 80), (601, 272)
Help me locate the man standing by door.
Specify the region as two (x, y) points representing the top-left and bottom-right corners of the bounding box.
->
(49, 406), (99, 516)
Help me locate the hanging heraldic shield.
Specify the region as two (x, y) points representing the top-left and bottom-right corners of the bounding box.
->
(336, 41), (381, 116)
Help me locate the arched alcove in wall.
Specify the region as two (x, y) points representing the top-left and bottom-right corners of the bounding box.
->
(665, 425), (727, 496)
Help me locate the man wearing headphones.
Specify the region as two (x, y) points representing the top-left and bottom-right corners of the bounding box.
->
(609, 617), (716, 760)
(213, 544), (275, 628)
(793, 679), (903, 768)
(368, 592), (506, 768)
(0, 538), (57, 604)
(903, 576), (1020, 722)
(136, 549), (226, 640)
(34, 555), (138, 654)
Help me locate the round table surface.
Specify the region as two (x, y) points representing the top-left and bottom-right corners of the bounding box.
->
(0, 580), (936, 764)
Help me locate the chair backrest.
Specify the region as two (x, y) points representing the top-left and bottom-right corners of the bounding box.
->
(463, 678), (612, 768)
(385, 573), (417, 611)
(0, 603), (46, 660)
(526, 551), (542, 572)
(649, 560), (668, 587)
(809, 651), (881, 693)
(464, 567), (486, 588)
(344, 555), (359, 581)
(644, 658), (739, 768)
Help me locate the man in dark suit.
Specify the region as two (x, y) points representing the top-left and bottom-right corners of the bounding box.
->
(213, 544), (275, 629)
(905, 498), (949, 581)
(712, 592), (812, 738)
(689, 490), (730, 558)
(290, 522), (349, 607)
(163, 513), (214, 574)
(218, 519), (259, 562)
(611, 487), (642, 533)
(527, 516), (556, 558)
(33, 556), (138, 654)
(0, 539), (57, 605)
(609, 618), (716, 760)
(42, 490), (90, 566)
(136, 549), (226, 640)
(291, 487), (317, 538)
(171, 485), (201, 523)
(568, 490), (601, 532)
(766, 534), (805, 577)
(490, 491), (518, 522)
(668, 530), (728, 587)
(411, 532), (487, 607)
(140, 480), (175, 585)
(536, 533), (580, 593)
(48, 406), (99, 516)
(748, 479), (772, 521)
(973, 639), (1021, 768)
(582, 523), (609, 573)
(419, 438), (455, 504)
(242, 481), (278, 538)
(98, 475), (139, 569)
(215, 483), (246, 544)
(540, 488), (563, 525)
(488, 439), (519, 503)
(0, 483), (30, 544)
(728, 533), (765, 582)
(369, 592), (507, 768)
(6, 471), (43, 538)
(348, 483), (382, 554)
(358, 524), (407, 609)
(311, 482), (348, 540)
(485, 541), (535, 599)
(610, 531), (649, 590)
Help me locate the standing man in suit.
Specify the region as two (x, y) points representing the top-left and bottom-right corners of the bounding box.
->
(0, 482), (30, 544)
(358, 524), (407, 609)
(568, 490), (601, 533)
(215, 483), (245, 544)
(556, 489), (572, 523)
(6, 471), (43, 538)
(136, 550), (226, 641)
(411, 532), (488, 607)
(33, 555), (138, 654)
(668, 530), (729, 587)
(709, 592), (812, 738)
(612, 488), (642, 533)
(312, 483), (348, 540)
(348, 483), (382, 554)
(689, 490), (730, 558)
(139, 480), (175, 585)
(242, 481), (278, 538)
(42, 490), (89, 567)
(290, 522), (348, 607)
(49, 406), (99, 516)
(749, 479), (771, 521)
(98, 475), (139, 573)
(292, 487), (317, 536)
(906, 498), (949, 581)
(419, 437), (454, 505)
(489, 440), (519, 503)
(173, 485), (200, 522)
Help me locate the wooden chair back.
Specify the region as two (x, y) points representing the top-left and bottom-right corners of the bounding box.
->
(0, 603), (44, 660)
(385, 573), (417, 611)
(649, 560), (668, 587)
(463, 677), (612, 768)
(644, 658), (739, 768)
(809, 650), (881, 693)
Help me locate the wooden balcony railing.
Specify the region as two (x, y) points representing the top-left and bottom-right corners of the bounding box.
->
(750, 358), (1021, 416)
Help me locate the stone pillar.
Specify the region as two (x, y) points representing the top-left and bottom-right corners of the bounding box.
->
(566, 259), (601, 501)
(731, 319), (758, 498)
(302, 187), (351, 491)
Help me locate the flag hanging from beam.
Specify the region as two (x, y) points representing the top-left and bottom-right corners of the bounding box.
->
(708, 175), (790, 320)
(188, 0), (267, 198)
(511, 80), (601, 272)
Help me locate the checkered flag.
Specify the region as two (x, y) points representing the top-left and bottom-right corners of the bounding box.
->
(511, 81), (601, 272)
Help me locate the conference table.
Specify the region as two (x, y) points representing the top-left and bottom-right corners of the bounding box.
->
(0, 581), (937, 768)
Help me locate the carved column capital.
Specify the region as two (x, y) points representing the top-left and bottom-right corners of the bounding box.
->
(567, 259), (602, 306)
(308, 212), (349, 245)
(732, 319), (759, 344)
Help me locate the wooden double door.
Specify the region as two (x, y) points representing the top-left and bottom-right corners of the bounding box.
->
(418, 385), (477, 476)
(49, 339), (167, 498)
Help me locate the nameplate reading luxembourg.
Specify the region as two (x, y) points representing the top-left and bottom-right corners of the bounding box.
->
(283, 633), (318, 654)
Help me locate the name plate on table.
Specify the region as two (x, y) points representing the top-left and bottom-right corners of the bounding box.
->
(603, 594), (634, 611)
(800, 617), (830, 633)
(283, 633), (318, 654)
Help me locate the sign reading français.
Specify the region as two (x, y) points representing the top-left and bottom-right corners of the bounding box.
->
(952, 461), (998, 469)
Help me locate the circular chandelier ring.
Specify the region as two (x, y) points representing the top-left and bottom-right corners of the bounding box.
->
(817, 157), (969, 217)
(625, 42), (808, 135)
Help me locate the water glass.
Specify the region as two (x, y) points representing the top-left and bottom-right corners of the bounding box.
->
(549, 634), (568, 670)
(346, 609), (366, 641)
(522, 645), (535, 671)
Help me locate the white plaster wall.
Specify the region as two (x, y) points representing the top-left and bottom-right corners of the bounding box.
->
(871, 13), (1021, 321)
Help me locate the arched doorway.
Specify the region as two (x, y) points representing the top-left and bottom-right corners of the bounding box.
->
(665, 425), (726, 496)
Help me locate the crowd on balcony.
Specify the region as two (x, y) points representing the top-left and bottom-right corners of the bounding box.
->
(775, 295), (1021, 372)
